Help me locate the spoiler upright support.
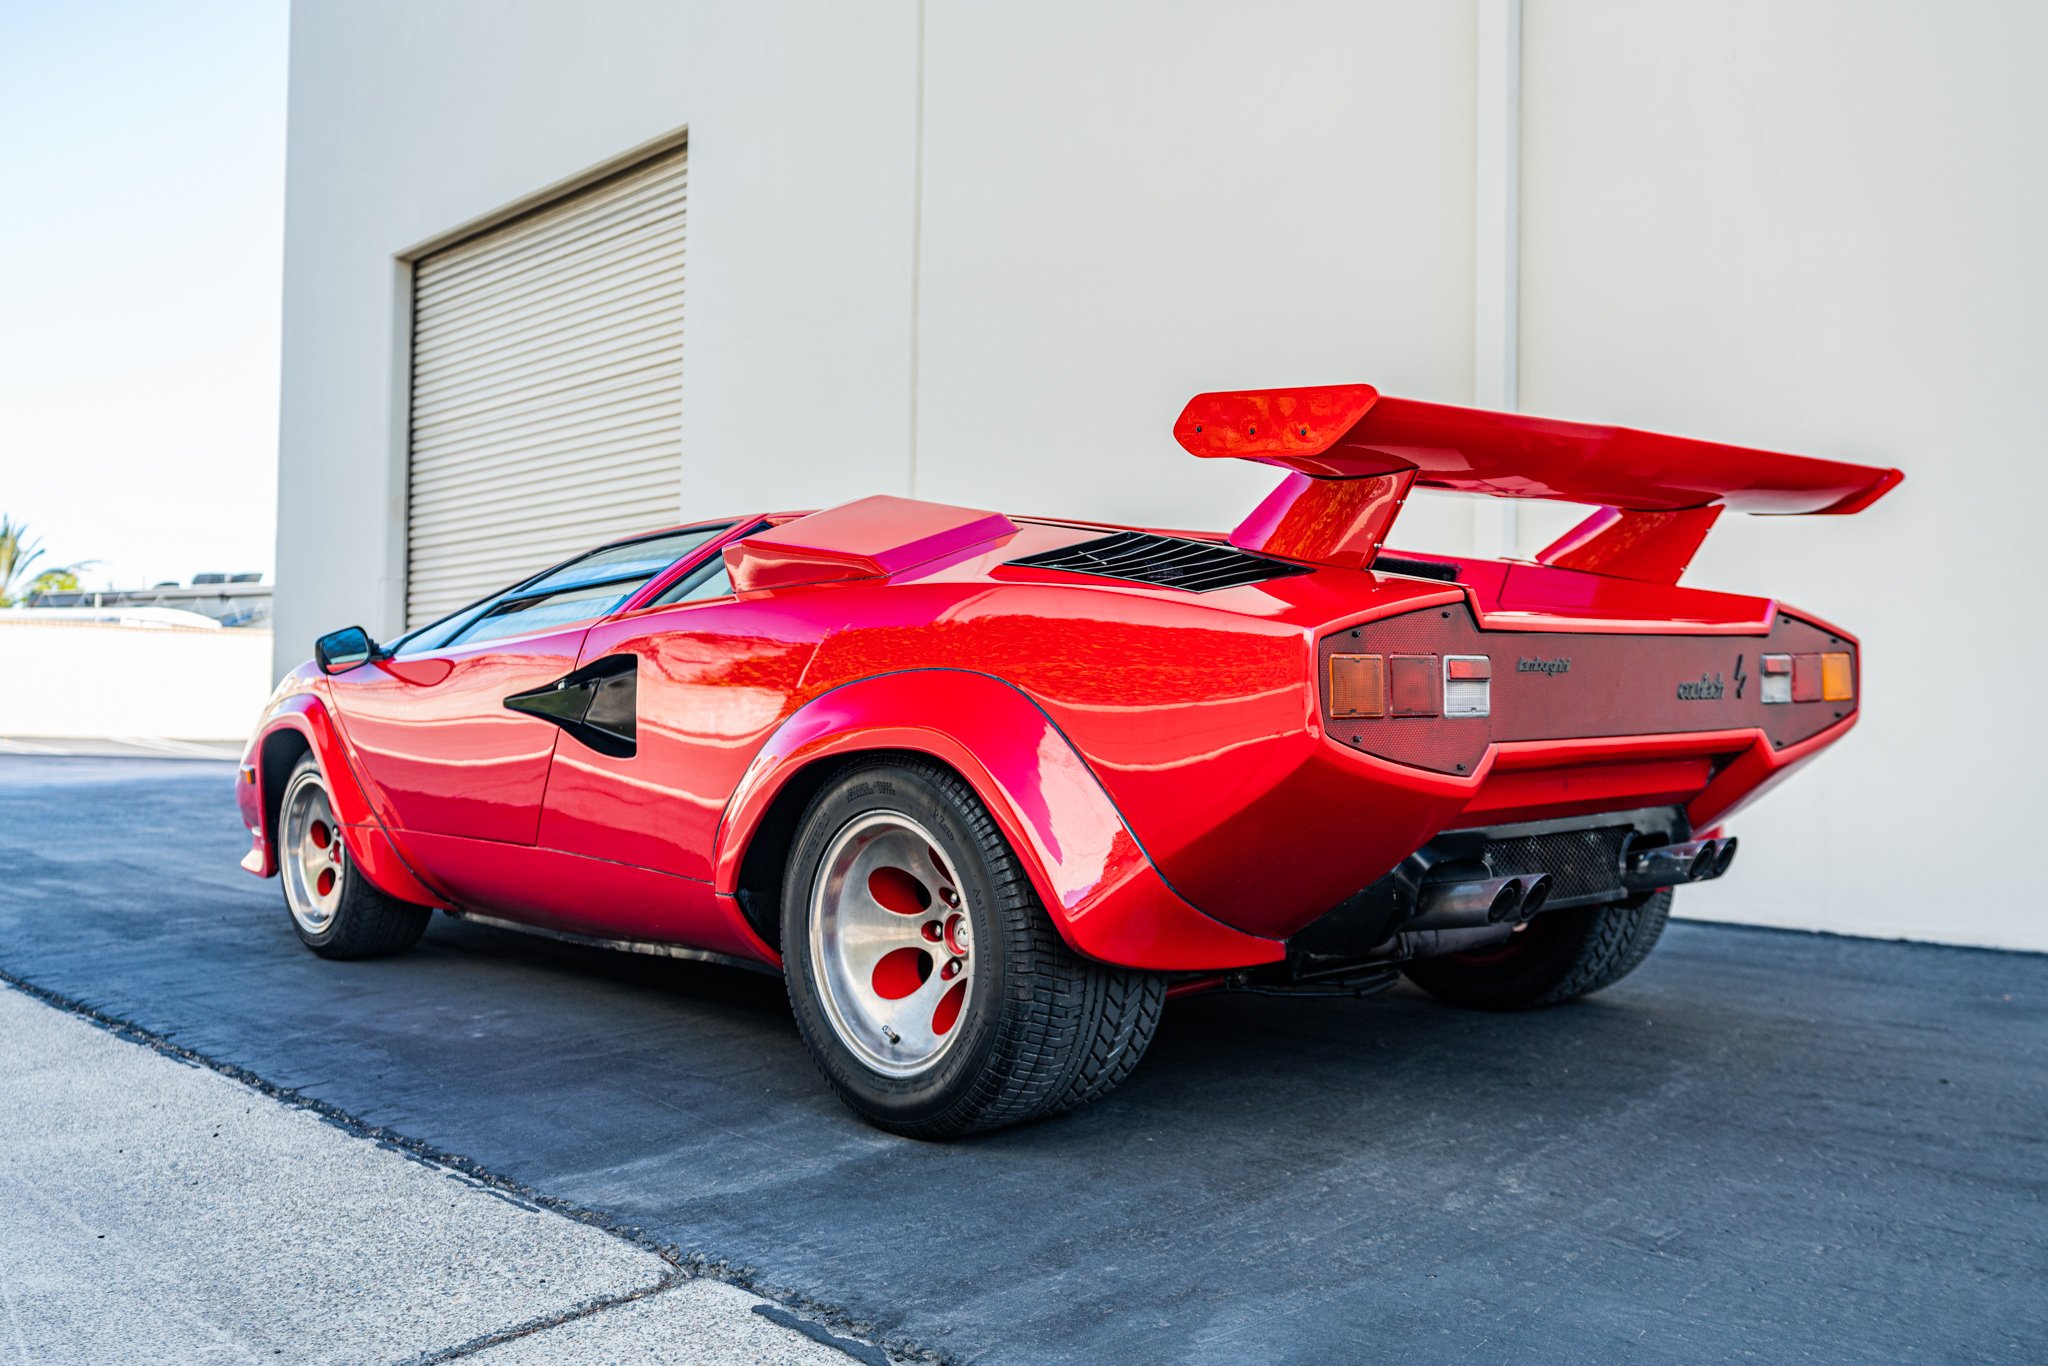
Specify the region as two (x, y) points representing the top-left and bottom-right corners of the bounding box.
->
(1175, 384), (1903, 583)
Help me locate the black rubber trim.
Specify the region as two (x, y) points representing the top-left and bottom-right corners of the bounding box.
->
(1371, 553), (1460, 582)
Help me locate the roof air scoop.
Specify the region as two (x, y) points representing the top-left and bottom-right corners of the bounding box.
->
(724, 496), (1019, 594)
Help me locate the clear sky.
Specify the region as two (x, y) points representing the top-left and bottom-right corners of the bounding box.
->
(0, 0), (285, 591)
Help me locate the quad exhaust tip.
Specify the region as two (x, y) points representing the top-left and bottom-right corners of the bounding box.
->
(1622, 836), (1739, 891)
(1413, 835), (1737, 935)
(1411, 873), (1554, 931)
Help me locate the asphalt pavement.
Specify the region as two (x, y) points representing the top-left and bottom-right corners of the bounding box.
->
(1, 755), (2042, 1362)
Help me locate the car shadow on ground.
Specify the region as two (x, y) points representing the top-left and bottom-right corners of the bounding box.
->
(415, 908), (1712, 1157)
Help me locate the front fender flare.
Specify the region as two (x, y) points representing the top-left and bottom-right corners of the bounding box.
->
(714, 669), (1284, 972)
(241, 691), (443, 908)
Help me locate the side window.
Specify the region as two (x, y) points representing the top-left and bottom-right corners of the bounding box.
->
(647, 557), (732, 608)
(452, 578), (652, 646)
(390, 524), (730, 655)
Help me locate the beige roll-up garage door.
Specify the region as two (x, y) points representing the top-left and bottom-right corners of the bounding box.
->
(404, 146), (687, 627)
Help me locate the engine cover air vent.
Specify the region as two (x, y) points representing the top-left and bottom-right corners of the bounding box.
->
(1371, 553), (1460, 583)
(1007, 531), (1315, 593)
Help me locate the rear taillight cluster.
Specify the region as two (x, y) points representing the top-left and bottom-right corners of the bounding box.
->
(1320, 605), (1856, 776)
(1329, 653), (1492, 720)
(1760, 651), (1854, 705)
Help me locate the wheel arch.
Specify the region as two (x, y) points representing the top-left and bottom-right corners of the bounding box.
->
(243, 697), (374, 876)
(245, 696), (442, 908)
(256, 725), (313, 869)
(714, 670), (1284, 972)
(728, 748), (855, 955)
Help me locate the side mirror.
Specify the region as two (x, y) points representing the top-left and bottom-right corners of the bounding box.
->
(314, 626), (378, 675)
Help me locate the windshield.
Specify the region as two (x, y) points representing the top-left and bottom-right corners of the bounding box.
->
(389, 523), (732, 655)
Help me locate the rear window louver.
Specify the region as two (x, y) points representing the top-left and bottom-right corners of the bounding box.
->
(1006, 531), (1314, 592)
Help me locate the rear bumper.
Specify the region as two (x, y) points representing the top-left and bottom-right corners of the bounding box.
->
(1164, 709), (1856, 944)
(1455, 714), (1858, 831)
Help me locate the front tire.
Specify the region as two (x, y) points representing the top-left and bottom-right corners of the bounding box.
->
(277, 754), (431, 960)
(1400, 888), (1672, 1010)
(781, 757), (1165, 1139)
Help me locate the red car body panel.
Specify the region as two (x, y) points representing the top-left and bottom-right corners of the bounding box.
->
(235, 684), (443, 908)
(322, 633), (583, 844)
(239, 385), (1900, 975)
(713, 668), (1287, 970)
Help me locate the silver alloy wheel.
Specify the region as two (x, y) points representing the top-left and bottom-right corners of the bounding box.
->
(280, 769), (346, 935)
(809, 811), (975, 1078)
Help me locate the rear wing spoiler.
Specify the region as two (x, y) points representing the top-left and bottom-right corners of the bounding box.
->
(1174, 385), (1903, 583)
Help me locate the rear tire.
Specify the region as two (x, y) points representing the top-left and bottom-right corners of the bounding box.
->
(277, 754), (431, 960)
(781, 756), (1166, 1138)
(1400, 888), (1672, 1011)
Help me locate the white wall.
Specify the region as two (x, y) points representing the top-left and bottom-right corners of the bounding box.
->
(278, 0), (924, 674)
(913, 1), (1477, 537)
(1519, 0), (2048, 951)
(0, 624), (273, 742)
(280, 1), (2043, 950)
(277, 0), (1482, 675)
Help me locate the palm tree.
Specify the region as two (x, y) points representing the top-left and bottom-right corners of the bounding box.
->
(0, 516), (92, 607)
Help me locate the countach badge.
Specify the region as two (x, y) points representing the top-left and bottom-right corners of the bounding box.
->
(1676, 672), (1726, 701)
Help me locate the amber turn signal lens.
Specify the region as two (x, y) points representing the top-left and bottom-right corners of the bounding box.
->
(1329, 653), (1386, 718)
(1820, 651), (1854, 702)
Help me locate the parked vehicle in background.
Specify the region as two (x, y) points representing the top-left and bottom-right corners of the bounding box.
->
(236, 384), (1899, 1137)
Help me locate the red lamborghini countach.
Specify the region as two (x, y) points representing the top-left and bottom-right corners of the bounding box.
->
(237, 384), (1899, 1136)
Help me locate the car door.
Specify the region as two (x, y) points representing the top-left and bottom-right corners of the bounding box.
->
(325, 526), (732, 849)
(536, 533), (820, 887)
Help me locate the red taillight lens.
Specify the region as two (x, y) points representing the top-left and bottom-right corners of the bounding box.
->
(1791, 653), (1823, 703)
(1388, 655), (1439, 717)
(1328, 654), (1386, 718)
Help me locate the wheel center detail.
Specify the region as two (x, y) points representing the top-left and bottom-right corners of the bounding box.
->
(944, 912), (970, 957)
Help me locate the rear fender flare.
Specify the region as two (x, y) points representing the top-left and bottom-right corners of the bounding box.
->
(715, 669), (1284, 972)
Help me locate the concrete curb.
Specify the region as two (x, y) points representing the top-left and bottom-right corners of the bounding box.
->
(0, 969), (936, 1364)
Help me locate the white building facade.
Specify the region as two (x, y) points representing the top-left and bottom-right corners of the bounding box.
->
(278, 0), (2048, 951)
